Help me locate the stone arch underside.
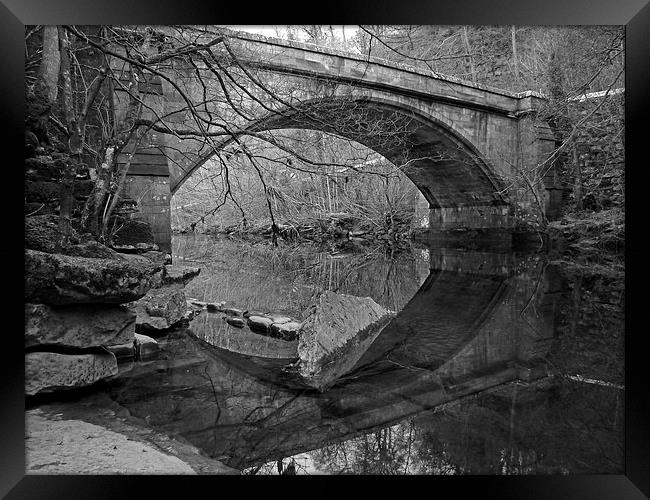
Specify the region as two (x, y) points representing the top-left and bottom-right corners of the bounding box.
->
(171, 99), (511, 212)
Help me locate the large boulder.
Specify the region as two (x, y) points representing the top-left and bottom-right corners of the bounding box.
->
(25, 351), (118, 396)
(296, 291), (394, 391)
(128, 286), (187, 333)
(25, 303), (135, 349)
(25, 249), (158, 305)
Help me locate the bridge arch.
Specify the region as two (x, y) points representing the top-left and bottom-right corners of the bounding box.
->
(172, 95), (511, 214)
(118, 31), (559, 252)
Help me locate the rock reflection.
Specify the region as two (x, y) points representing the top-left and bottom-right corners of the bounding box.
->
(106, 235), (623, 474)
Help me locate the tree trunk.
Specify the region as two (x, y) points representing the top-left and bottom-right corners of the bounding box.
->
(101, 132), (145, 241)
(30, 26), (61, 145)
(511, 26), (519, 85)
(572, 143), (582, 209)
(57, 27), (78, 245)
(462, 27), (477, 84)
(82, 145), (115, 235)
(547, 45), (572, 208)
(38, 26), (61, 105)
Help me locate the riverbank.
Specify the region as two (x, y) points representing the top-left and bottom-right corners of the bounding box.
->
(180, 212), (414, 247)
(547, 207), (624, 255)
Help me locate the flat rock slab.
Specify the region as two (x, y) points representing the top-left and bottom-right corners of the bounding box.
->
(297, 291), (394, 391)
(25, 303), (135, 349)
(25, 351), (118, 396)
(25, 249), (158, 305)
(26, 409), (196, 474)
(163, 265), (201, 285)
(129, 286), (187, 333)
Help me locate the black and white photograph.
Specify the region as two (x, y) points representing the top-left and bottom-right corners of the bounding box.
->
(8, 6), (646, 494)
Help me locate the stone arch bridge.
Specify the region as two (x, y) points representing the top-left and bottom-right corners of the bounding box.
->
(112, 28), (560, 253)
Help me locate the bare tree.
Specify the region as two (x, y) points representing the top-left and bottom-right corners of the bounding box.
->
(25, 25), (425, 247)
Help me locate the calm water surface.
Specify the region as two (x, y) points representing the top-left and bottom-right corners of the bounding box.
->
(107, 233), (624, 475)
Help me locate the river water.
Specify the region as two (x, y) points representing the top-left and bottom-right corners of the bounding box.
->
(106, 233), (624, 475)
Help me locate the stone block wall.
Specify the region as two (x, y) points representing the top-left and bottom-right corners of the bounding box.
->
(429, 205), (511, 230)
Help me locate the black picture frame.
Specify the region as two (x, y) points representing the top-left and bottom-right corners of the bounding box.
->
(3, 1), (647, 498)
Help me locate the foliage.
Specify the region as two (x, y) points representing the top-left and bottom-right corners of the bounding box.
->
(172, 129), (418, 242)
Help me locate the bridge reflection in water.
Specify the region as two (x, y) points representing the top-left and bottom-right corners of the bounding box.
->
(107, 239), (622, 473)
